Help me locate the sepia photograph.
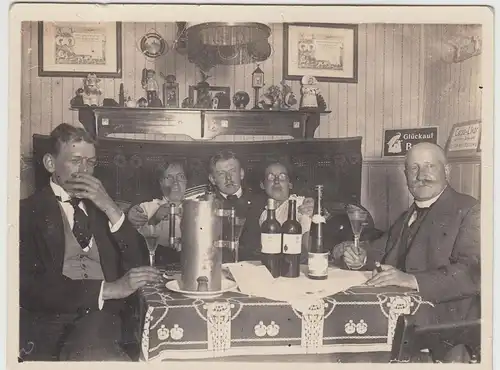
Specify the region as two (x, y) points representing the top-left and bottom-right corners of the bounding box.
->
(7, 3), (494, 368)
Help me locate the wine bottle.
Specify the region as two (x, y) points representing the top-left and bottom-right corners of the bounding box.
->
(281, 199), (302, 278)
(169, 203), (176, 247)
(308, 185), (328, 280)
(260, 198), (282, 278)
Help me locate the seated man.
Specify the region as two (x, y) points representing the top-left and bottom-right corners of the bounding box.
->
(331, 143), (480, 362)
(19, 123), (160, 361)
(257, 160), (314, 262)
(127, 161), (187, 264)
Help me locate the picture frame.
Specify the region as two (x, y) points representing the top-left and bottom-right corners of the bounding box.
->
(188, 86), (231, 109)
(163, 83), (179, 108)
(283, 23), (358, 83)
(445, 120), (482, 157)
(38, 21), (122, 78)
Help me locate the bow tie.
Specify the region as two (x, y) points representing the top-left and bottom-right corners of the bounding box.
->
(226, 194), (238, 202)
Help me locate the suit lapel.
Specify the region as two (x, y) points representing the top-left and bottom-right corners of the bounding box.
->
(36, 187), (65, 270)
(382, 205), (416, 265)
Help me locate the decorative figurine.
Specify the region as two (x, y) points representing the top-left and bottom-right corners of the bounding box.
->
(280, 80), (297, 110)
(125, 96), (136, 108)
(70, 88), (84, 107)
(258, 85), (281, 110)
(194, 71), (213, 109)
(233, 91), (250, 109)
(160, 73), (179, 108)
(136, 97), (148, 108)
(213, 91), (231, 109)
(181, 97), (193, 108)
(141, 68), (159, 106)
(82, 73), (102, 106)
(299, 75), (327, 111)
(299, 75), (319, 109)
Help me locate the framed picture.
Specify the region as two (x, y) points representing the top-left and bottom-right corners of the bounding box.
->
(188, 86), (231, 109)
(445, 120), (482, 157)
(283, 23), (358, 83)
(38, 21), (122, 78)
(163, 83), (179, 108)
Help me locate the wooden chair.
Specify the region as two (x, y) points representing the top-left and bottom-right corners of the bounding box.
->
(390, 314), (481, 363)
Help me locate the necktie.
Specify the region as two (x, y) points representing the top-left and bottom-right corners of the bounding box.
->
(57, 196), (93, 250)
(226, 194), (238, 202)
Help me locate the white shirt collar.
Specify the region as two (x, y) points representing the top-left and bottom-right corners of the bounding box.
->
(414, 186), (446, 208)
(50, 178), (71, 202)
(220, 187), (243, 199)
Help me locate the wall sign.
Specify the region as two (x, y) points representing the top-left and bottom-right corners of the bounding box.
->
(445, 120), (481, 157)
(383, 127), (438, 157)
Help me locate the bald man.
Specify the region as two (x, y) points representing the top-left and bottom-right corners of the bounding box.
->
(331, 143), (480, 361)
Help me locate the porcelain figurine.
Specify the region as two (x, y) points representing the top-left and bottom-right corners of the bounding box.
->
(82, 73), (102, 106)
(142, 68), (159, 105)
(299, 75), (319, 109)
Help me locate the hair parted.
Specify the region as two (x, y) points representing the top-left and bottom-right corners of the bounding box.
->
(48, 123), (96, 156)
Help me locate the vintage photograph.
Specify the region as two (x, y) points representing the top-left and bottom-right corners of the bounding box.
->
(9, 3), (493, 367)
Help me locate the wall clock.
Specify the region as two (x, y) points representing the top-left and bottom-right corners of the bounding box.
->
(139, 32), (168, 59)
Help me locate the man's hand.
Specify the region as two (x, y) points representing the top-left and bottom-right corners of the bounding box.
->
(151, 203), (171, 224)
(65, 173), (122, 224)
(364, 264), (418, 290)
(331, 241), (367, 269)
(128, 204), (149, 228)
(102, 266), (162, 300)
(298, 197), (314, 217)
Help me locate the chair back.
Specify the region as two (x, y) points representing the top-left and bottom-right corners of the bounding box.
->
(390, 315), (481, 363)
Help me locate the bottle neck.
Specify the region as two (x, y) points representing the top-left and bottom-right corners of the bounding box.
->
(267, 208), (276, 220)
(288, 200), (297, 221)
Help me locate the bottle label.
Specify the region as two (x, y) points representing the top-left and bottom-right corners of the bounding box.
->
(261, 233), (282, 254)
(282, 234), (302, 254)
(308, 252), (329, 276)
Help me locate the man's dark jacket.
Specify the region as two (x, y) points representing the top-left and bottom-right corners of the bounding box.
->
(19, 186), (147, 314)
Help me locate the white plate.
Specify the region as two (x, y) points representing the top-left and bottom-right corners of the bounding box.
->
(165, 278), (238, 299)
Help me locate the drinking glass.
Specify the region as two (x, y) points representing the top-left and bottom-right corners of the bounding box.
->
(346, 205), (369, 255)
(140, 224), (160, 267)
(218, 209), (246, 263)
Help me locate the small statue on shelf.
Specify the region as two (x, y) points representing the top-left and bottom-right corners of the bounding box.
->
(233, 91), (250, 109)
(125, 96), (136, 108)
(299, 75), (327, 111)
(258, 85), (281, 110)
(82, 73), (102, 106)
(141, 68), (159, 106)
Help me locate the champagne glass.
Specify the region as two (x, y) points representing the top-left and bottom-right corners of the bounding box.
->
(141, 224), (160, 267)
(346, 205), (369, 255)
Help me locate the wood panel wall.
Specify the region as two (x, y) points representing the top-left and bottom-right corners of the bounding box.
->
(21, 22), (426, 157)
(19, 22), (482, 229)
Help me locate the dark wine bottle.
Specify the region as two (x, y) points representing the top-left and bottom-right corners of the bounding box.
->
(281, 199), (302, 278)
(308, 185), (328, 280)
(260, 198), (282, 278)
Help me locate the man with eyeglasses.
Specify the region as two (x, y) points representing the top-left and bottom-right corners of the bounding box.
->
(127, 162), (187, 263)
(19, 123), (159, 361)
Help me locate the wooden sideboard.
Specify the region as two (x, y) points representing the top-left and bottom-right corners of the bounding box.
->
(73, 107), (330, 140)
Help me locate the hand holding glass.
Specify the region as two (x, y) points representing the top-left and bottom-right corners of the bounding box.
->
(346, 205), (369, 255)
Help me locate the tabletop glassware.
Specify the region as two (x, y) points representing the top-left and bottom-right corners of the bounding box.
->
(140, 224), (161, 267)
(346, 205), (369, 255)
(218, 208), (246, 264)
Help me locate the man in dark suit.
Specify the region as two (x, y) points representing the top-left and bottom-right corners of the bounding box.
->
(207, 150), (262, 261)
(19, 123), (161, 361)
(331, 142), (480, 362)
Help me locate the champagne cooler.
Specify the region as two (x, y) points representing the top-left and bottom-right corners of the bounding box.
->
(180, 198), (222, 292)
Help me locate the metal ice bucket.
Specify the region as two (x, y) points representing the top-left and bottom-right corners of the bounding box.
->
(180, 197), (222, 292)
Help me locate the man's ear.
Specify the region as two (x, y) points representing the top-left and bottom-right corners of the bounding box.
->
(240, 168), (245, 181)
(260, 181), (265, 190)
(289, 181), (293, 190)
(444, 164), (451, 182)
(208, 174), (215, 185)
(42, 153), (56, 174)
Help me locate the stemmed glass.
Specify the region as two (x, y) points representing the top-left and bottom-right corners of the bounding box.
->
(140, 224), (160, 267)
(218, 208), (246, 264)
(346, 205), (369, 255)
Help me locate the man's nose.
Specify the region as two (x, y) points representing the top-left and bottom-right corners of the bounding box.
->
(78, 160), (92, 173)
(273, 177), (280, 184)
(416, 168), (430, 181)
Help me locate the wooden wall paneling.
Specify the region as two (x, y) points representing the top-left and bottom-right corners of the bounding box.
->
(382, 24), (394, 131)
(355, 24), (367, 153)
(448, 162), (462, 193)
(29, 23), (42, 143)
(410, 25), (422, 127)
(401, 24), (413, 128)
(51, 77), (63, 128)
(328, 82), (339, 138)
(373, 25), (385, 156)
(386, 162), (410, 225)
(391, 24), (403, 128)
(366, 164), (389, 231)
(347, 83), (358, 138)
(21, 22), (32, 157)
(337, 83), (348, 138)
(473, 163), (481, 199)
(364, 24), (376, 158)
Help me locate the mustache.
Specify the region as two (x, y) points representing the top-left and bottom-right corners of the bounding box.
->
(412, 180), (437, 187)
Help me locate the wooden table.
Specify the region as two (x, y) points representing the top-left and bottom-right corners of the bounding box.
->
(137, 265), (433, 362)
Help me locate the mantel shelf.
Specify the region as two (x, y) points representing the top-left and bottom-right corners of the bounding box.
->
(72, 106), (331, 140)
